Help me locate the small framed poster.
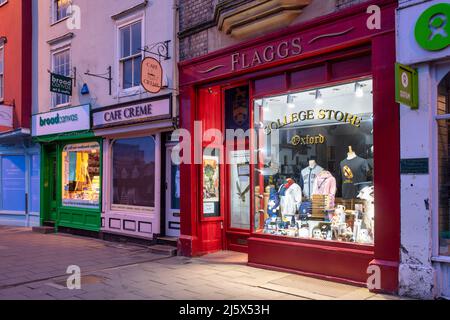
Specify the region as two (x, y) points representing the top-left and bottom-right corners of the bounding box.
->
(202, 148), (221, 218)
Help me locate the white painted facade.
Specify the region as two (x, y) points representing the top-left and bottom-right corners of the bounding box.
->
(33, 0), (179, 240)
(34, 0), (177, 113)
(397, 0), (450, 299)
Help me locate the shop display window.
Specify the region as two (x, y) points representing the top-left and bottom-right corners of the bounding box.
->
(253, 79), (374, 244)
(62, 142), (101, 209)
(112, 136), (156, 211)
(438, 72), (450, 256)
(1, 156), (26, 212)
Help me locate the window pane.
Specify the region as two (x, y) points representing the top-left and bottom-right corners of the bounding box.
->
(254, 80), (374, 244)
(438, 73), (450, 256)
(55, 0), (70, 21)
(123, 59), (133, 89)
(131, 22), (142, 55)
(2, 156), (26, 212)
(112, 137), (156, 208)
(30, 155), (40, 213)
(120, 26), (131, 58)
(62, 143), (101, 209)
(133, 56), (141, 87)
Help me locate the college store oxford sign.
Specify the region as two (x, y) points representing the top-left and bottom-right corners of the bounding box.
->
(32, 104), (91, 137)
(92, 97), (172, 129)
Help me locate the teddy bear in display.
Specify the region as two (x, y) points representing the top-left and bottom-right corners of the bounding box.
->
(357, 186), (374, 238)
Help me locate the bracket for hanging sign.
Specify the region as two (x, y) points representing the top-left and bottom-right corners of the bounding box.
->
(84, 66), (113, 95)
(140, 40), (171, 61)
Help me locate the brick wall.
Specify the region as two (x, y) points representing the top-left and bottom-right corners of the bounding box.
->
(179, 0), (214, 61)
(179, 0), (375, 61)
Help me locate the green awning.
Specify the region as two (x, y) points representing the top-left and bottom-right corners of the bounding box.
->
(32, 130), (95, 143)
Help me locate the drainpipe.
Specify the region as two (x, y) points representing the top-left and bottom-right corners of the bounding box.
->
(173, 0), (180, 125)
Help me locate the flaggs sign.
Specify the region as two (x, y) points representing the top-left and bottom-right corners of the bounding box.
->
(231, 38), (302, 71)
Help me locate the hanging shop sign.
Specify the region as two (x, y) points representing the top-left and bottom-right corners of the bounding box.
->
(92, 97), (172, 129)
(50, 72), (73, 96)
(395, 63), (419, 109)
(31, 104), (91, 137)
(415, 3), (450, 51)
(141, 57), (163, 94)
(0, 104), (13, 128)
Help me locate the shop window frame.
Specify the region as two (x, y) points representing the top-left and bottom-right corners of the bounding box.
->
(109, 135), (157, 213)
(0, 153), (27, 214)
(222, 81), (253, 234)
(433, 65), (450, 263)
(249, 73), (375, 250)
(59, 139), (103, 212)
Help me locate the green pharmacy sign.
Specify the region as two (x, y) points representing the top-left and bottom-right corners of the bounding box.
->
(395, 63), (419, 110)
(50, 72), (73, 96)
(415, 3), (450, 51)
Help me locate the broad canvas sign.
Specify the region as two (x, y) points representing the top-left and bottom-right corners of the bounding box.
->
(93, 97), (172, 129)
(50, 72), (73, 96)
(32, 104), (91, 137)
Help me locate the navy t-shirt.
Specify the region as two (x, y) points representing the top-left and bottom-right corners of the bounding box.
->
(340, 156), (370, 199)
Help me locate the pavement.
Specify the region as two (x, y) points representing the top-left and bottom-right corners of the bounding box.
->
(0, 226), (403, 300)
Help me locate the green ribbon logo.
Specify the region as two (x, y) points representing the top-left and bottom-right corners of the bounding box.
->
(415, 3), (450, 51)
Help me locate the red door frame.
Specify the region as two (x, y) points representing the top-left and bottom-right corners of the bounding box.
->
(178, 0), (399, 293)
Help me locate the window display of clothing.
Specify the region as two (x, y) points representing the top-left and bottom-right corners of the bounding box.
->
(278, 178), (302, 218)
(340, 156), (371, 199)
(312, 170), (337, 208)
(301, 164), (323, 199)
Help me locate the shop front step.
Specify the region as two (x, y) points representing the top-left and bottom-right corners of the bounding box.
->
(156, 236), (178, 247)
(149, 244), (177, 256)
(32, 226), (55, 234)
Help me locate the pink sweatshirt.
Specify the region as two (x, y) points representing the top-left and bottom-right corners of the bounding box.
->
(312, 171), (337, 208)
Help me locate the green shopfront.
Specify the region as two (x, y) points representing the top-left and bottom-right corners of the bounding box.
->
(32, 105), (102, 232)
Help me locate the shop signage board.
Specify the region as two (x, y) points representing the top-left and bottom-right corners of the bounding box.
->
(180, 3), (396, 85)
(415, 3), (450, 51)
(31, 104), (91, 137)
(50, 72), (73, 96)
(395, 63), (419, 109)
(0, 104), (13, 128)
(400, 158), (429, 175)
(141, 57), (163, 94)
(92, 97), (172, 129)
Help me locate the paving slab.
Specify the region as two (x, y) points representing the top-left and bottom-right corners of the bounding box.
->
(0, 226), (403, 300)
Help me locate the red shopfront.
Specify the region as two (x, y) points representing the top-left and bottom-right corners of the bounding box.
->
(178, 0), (399, 293)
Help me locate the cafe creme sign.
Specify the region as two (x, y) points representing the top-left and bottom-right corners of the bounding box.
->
(93, 98), (171, 129)
(141, 57), (163, 94)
